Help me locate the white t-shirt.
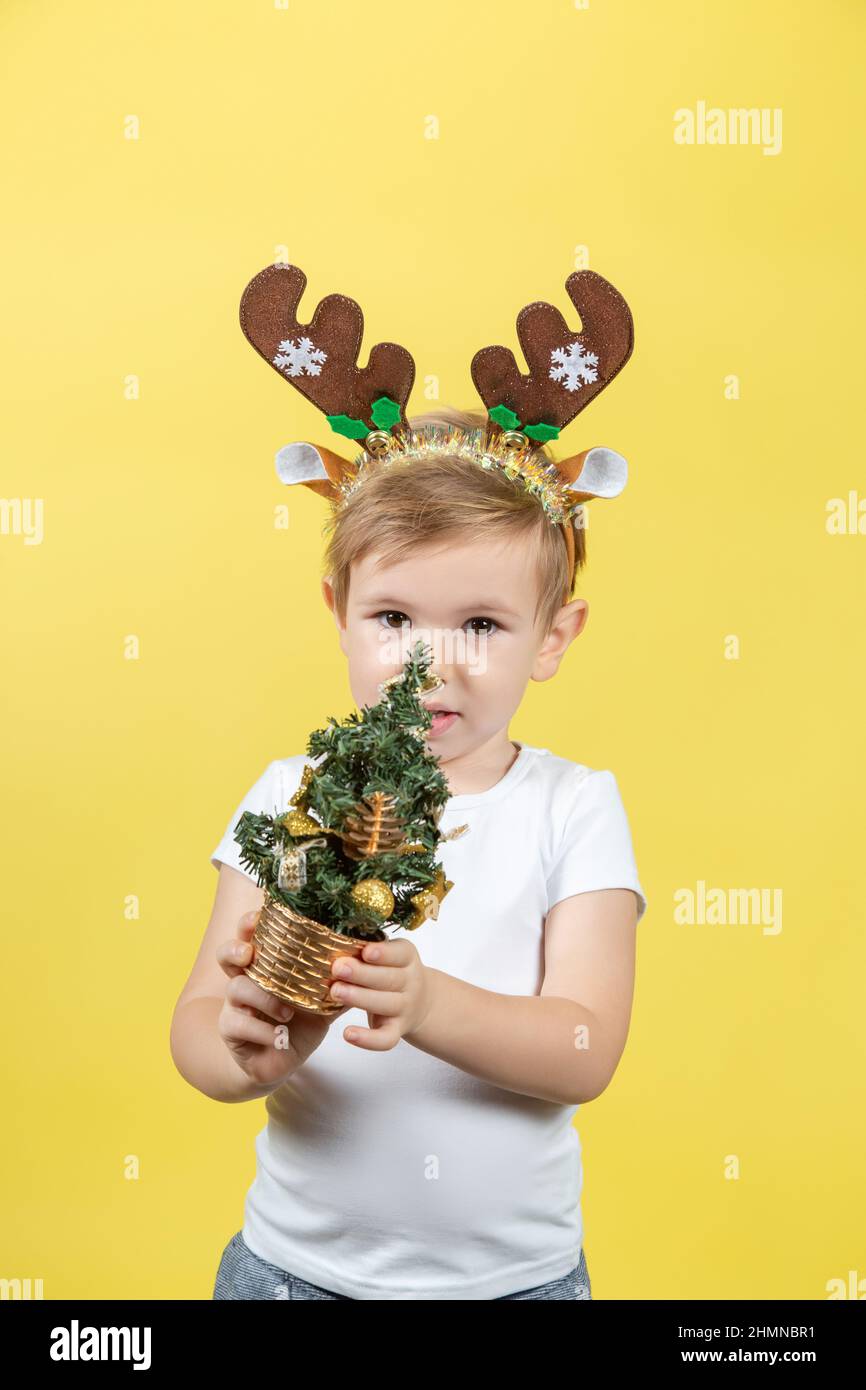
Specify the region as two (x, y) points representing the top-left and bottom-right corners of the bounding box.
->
(209, 741), (647, 1300)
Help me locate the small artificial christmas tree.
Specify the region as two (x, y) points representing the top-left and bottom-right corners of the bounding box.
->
(233, 641), (466, 1015)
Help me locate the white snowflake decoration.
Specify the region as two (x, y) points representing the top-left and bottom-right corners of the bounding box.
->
(549, 338), (599, 393)
(273, 336), (328, 378)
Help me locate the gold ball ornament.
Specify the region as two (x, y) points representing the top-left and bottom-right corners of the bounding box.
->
(282, 808), (329, 837)
(350, 878), (395, 919)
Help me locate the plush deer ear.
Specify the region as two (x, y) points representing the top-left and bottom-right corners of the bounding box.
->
(556, 446), (628, 504)
(274, 441), (353, 502)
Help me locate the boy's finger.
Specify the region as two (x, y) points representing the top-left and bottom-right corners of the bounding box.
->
(217, 943), (246, 976)
(238, 910), (261, 938)
(217, 927), (258, 976)
(225, 911), (262, 961)
(227, 973), (294, 1022)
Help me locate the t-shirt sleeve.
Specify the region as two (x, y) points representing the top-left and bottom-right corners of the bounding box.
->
(210, 760), (285, 880)
(546, 769), (647, 924)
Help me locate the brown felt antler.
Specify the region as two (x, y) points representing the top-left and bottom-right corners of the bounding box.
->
(470, 269), (634, 437)
(239, 262), (416, 436)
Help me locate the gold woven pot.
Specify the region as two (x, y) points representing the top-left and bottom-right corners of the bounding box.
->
(245, 891), (387, 1017)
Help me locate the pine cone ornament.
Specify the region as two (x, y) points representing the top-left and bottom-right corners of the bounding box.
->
(341, 791), (406, 861)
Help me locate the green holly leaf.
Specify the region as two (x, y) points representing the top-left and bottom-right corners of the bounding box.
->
(370, 395), (402, 430)
(524, 421), (560, 442)
(327, 413), (369, 441)
(489, 404), (522, 431)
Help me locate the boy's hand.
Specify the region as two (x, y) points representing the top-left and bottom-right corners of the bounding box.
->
(326, 937), (432, 1051)
(217, 911), (353, 1091)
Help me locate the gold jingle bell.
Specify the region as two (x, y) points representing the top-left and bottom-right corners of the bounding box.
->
(377, 667), (445, 703)
(364, 430), (395, 457)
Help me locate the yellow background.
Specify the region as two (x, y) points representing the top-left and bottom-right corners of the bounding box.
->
(1, 0), (863, 1300)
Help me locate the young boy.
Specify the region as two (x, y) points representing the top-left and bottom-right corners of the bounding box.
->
(170, 405), (647, 1301)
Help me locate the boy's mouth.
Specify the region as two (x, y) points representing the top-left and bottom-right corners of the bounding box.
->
(426, 708), (460, 737)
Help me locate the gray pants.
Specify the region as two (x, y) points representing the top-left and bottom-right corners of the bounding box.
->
(213, 1229), (592, 1300)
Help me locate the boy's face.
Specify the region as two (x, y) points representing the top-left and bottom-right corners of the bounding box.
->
(321, 530), (587, 766)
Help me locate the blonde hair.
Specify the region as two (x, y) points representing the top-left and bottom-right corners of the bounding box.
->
(321, 405), (586, 634)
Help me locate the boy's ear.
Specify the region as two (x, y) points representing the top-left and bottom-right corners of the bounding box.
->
(321, 575), (349, 653)
(321, 574), (335, 613)
(563, 596), (590, 636)
(531, 598), (588, 683)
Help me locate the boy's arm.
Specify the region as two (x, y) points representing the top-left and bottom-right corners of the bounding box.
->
(171, 995), (279, 1103)
(405, 888), (638, 1105)
(170, 865), (276, 1104)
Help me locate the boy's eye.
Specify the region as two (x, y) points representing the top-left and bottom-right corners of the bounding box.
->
(376, 611), (410, 629)
(374, 611), (497, 636)
(466, 617), (497, 636)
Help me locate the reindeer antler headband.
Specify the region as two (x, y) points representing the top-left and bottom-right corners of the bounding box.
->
(239, 262), (634, 598)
